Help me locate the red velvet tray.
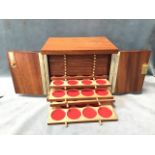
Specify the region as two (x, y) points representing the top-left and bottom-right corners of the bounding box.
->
(47, 88), (113, 101)
(48, 105), (118, 125)
(50, 79), (111, 88)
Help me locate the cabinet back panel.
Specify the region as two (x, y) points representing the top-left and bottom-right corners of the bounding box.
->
(48, 54), (111, 77)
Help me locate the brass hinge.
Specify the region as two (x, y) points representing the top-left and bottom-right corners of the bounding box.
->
(8, 51), (16, 68)
(141, 63), (149, 75)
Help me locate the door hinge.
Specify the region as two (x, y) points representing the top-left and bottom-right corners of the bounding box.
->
(8, 51), (16, 68)
(141, 63), (149, 75)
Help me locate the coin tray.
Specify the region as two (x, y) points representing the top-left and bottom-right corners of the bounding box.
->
(48, 105), (118, 125)
(50, 79), (111, 88)
(47, 88), (113, 101)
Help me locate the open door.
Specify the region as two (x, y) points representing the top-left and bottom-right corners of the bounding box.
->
(114, 50), (151, 94)
(7, 51), (47, 95)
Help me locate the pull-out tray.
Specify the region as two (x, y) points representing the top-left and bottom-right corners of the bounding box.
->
(50, 79), (111, 88)
(49, 98), (115, 107)
(48, 105), (118, 125)
(47, 88), (113, 102)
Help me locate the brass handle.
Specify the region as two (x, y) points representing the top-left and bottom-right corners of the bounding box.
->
(8, 52), (16, 68)
(141, 63), (149, 75)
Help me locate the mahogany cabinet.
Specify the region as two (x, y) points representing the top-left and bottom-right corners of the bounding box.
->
(7, 36), (151, 95)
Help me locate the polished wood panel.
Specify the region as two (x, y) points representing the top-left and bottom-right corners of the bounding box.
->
(7, 51), (44, 95)
(48, 54), (111, 76)
(41, 36), (118, 55)
(115, 50), (151, 94)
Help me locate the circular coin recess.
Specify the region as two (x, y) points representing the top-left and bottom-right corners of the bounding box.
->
(53, 80), (64, 85)
(51, 109), (66, 120)
(67, 89), (80, 97)
(68, 80), (78, 85)
(95, 88), (108, 96)
(82, 79), (92, 85)
(81, 89), (94, 96)
(67, 108), (81, 119)
(98, 107), (112, 118)
(82, 107), (97, 119)
(96, 79), (106, 85)
(52, 90), (65, 97)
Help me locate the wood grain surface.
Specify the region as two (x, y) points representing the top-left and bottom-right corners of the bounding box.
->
(48, 54), (111, 76)
(41, 36), (118, 55)
(115, 50), (151, 94)
(7, 51), (44, 95)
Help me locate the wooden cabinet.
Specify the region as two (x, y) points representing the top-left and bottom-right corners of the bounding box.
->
(7, 36), (151, 125)
(7, 37), (151, 95)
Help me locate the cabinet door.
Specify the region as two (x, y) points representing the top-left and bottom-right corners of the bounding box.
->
(115, 50), (151, 94)
(7, 51), (45, 95)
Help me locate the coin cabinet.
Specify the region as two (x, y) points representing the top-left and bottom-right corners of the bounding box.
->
(7, 36), (151, 125)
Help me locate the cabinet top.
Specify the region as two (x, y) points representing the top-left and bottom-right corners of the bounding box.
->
(41, 36), (118, 55)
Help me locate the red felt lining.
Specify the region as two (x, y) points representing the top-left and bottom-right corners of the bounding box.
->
(82, 107), (97, 119)
(68, 80), (78, 85)
(67, 89), (80, 97)
(96, 79), (106, 85)
(82, 79), (92, 85)
(51, 109), (66, 120)
(95, 88), (108, 96)
(52, 90), (65, 97)
(67, 108), (81, 119)
(53, 80), (64, 85)
(81, 89), (94, 96)
(98, 107), (112, 118)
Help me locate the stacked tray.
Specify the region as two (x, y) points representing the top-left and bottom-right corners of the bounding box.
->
(47, 78), (118, 125)
(48, 105), (118, 125)
(50, 98), (115, 107)
(48, 88), (113, 101)
(50, 79), (111, 88)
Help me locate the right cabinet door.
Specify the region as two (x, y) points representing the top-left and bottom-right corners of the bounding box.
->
(115, 50), (151, 94)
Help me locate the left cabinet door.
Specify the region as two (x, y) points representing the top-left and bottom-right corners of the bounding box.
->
(7, 51), (44, 95)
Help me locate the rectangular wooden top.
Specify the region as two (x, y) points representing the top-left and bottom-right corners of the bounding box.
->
(41, 36), (118, 55)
